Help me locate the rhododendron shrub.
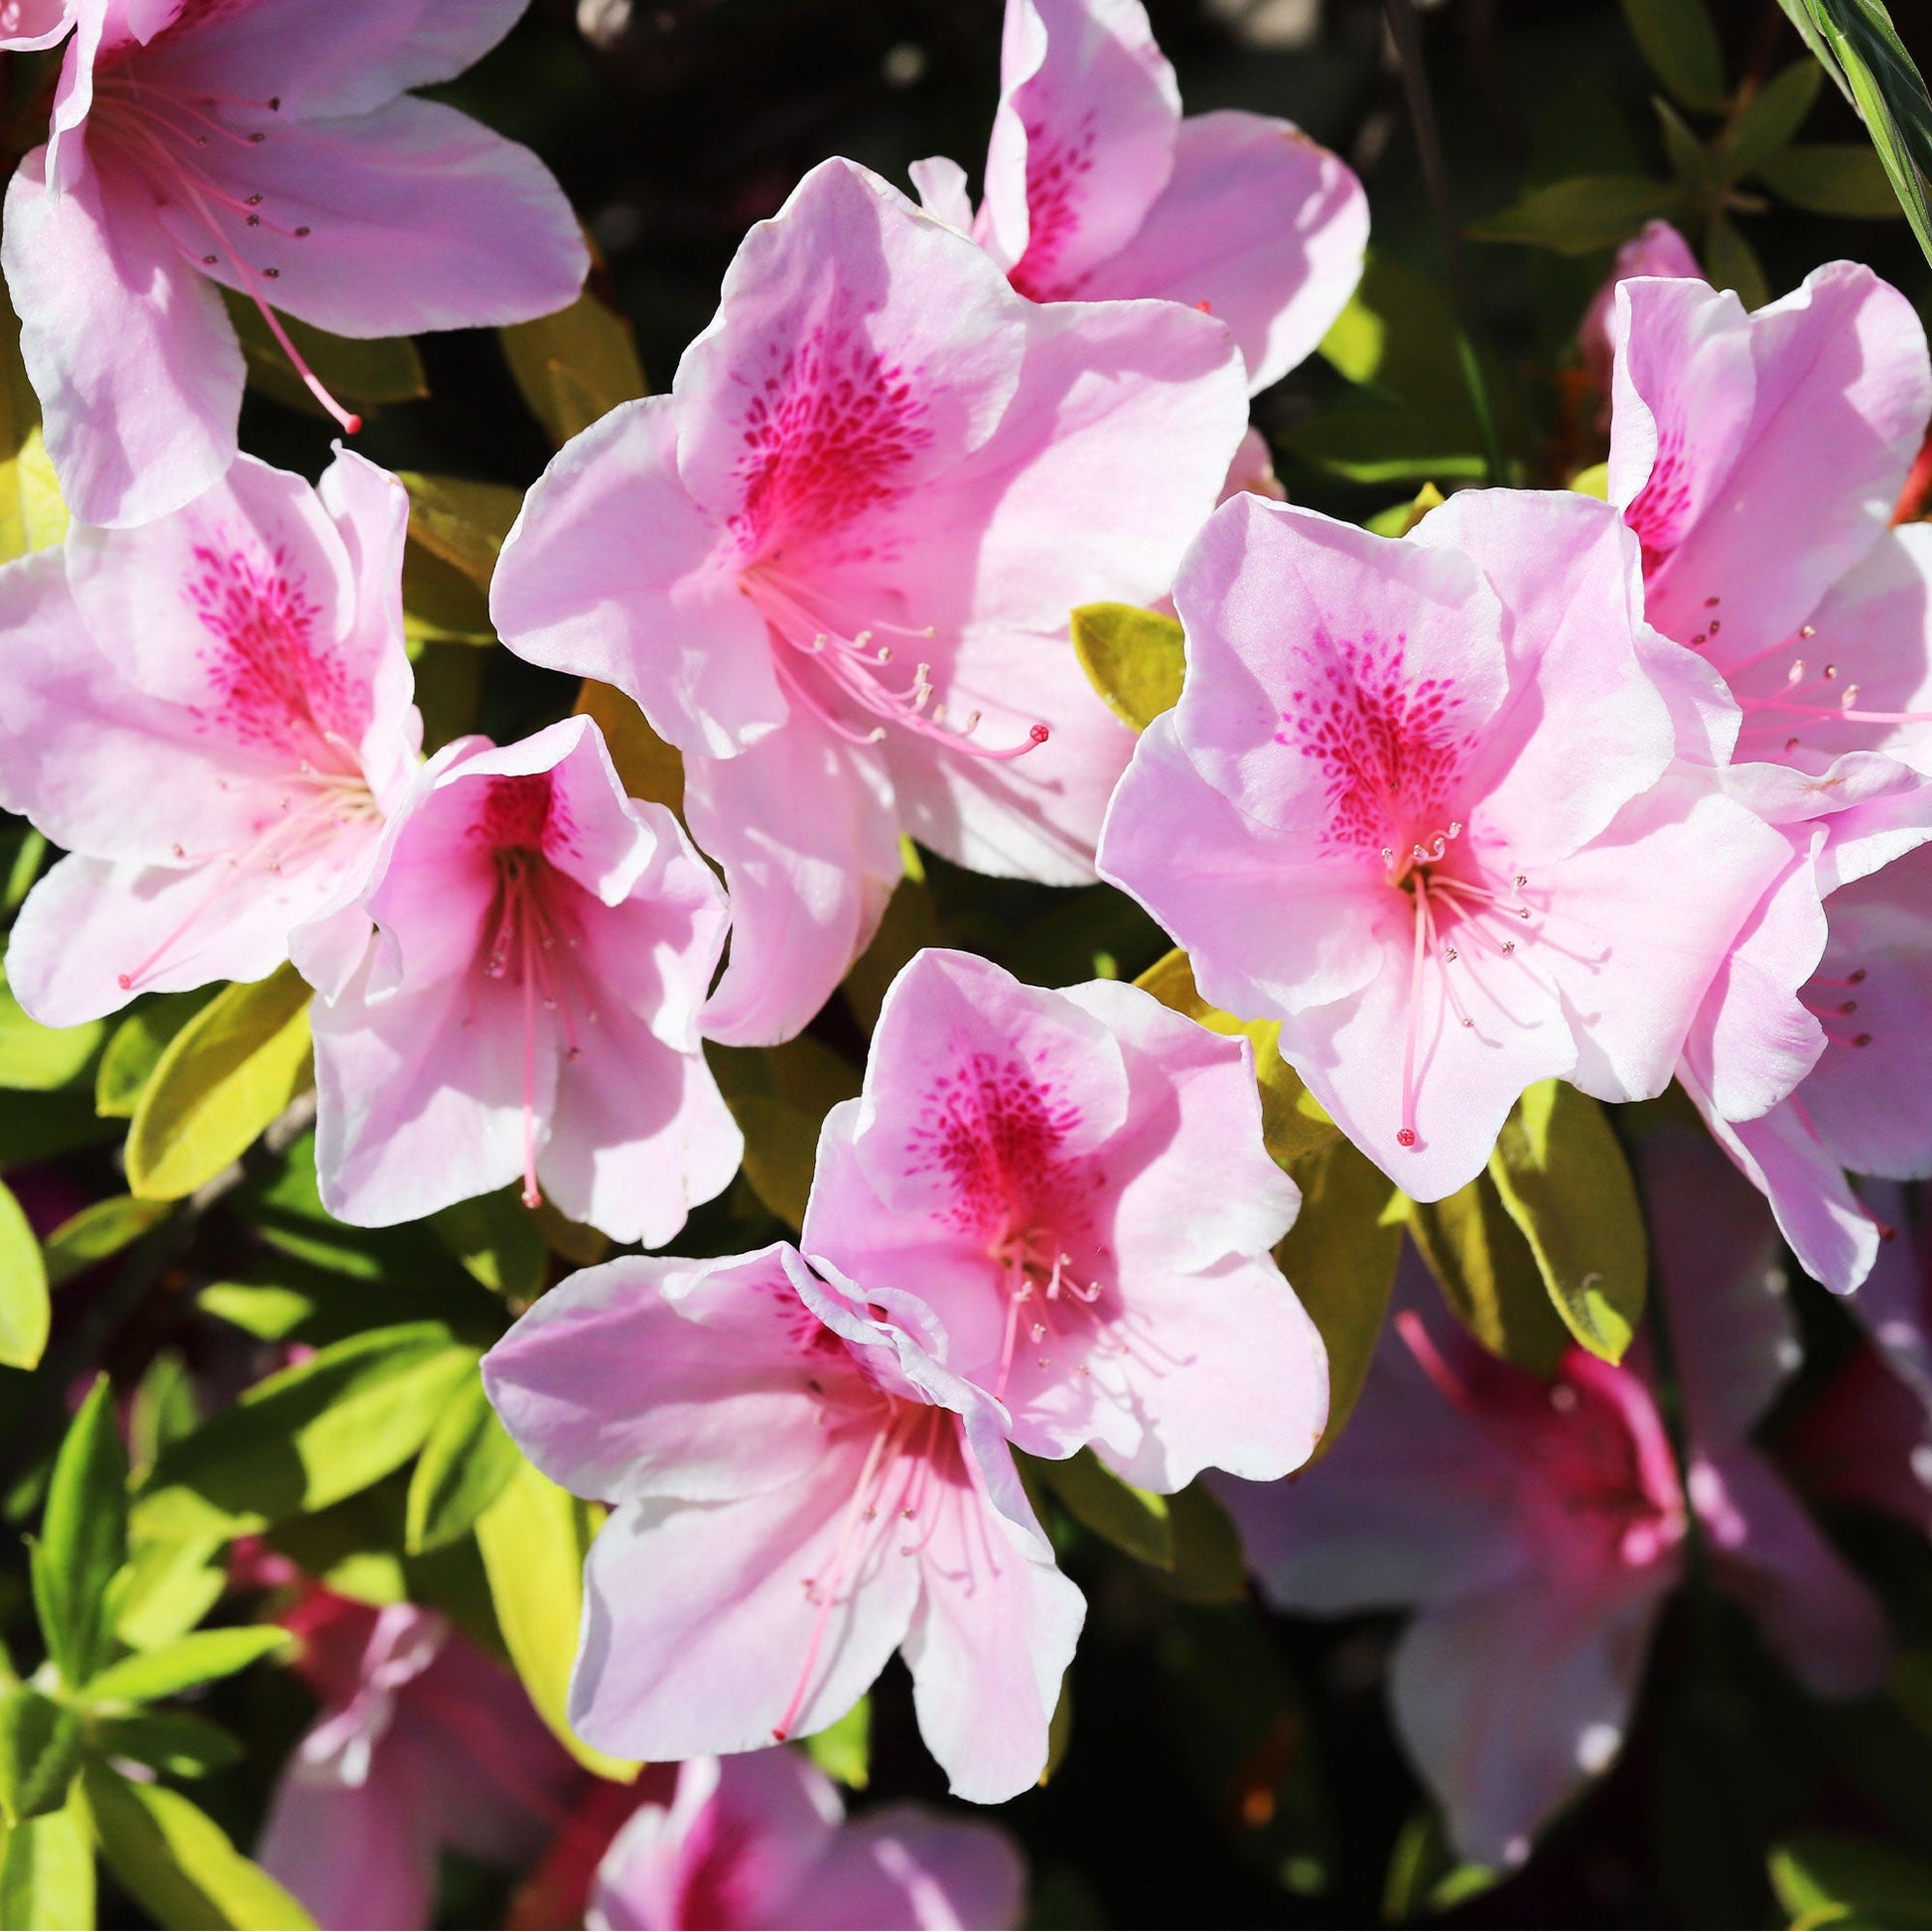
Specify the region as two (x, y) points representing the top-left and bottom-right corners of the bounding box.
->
(8, 1), (1932, 1927)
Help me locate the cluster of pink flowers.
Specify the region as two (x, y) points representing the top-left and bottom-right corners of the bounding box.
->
(5, 0), (1932, 1912)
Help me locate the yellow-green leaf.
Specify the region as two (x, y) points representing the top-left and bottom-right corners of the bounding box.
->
(0, 1782), (92, 1931)
(475, 1459), (637, 1780)
(1770, 1831), (1932, 1931)
(0, 966), (102, 1092)
(1032, 1448), (1174, 1571)
(1568, 461), (1610, 499)
(1276, 1138), (1402, 1458)
(802, 1698), (870, 1790)
(95, 994), (209, 1120)
(405, 1371), (524, 1555)
(1467, 174), (1687, 253)
(0, 1687), (81, 1824)
(429, 1187), (546, 1300)
(1070, 603), (1185, 732)
(126, 967), (314, 1201)
(575, 678), (684, 816)
(1487, 1080), (1647, 1363)
(500, 282), (646, 446)
(221, 290), (426, 420)
(709, 1037), (862, 1231)
(1135, 950), (1339, 1168)
(1403, 1176), (1570, 1377)
(842, 871), (942, 1035)
(0, 299), (69, 563)
(1758, 140), (1905, 215)
(0, 1177), (49, 1371)
(84, 1762), (315, 1931)
(43, 1197), (171, 1291)
(399, 472), (523, 593)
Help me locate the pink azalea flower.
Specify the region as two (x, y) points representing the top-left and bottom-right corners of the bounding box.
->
(2, 0), (587, 527)
(482, 1243), (1087, 1804)
(1095, 486), (1792, 1198)
(1220, 1126), (1888, 1867)
(299, 714), (740, 1243)
(0, 0), (75, 50)
(589, 1748), (1025, 1930)
(0, 448), (420, 1027)
(1578, 218), (1699, 413)
(490, 155), (1249, 1046)
(909, 0), (1366, 396)
(1680, 842), (1932, 1293)
(257, 1588), (580, 1932)
(801, 947), (1325, 1488)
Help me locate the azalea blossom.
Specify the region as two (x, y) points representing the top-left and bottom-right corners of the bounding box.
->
(589, 1748), (1026, 1931)
(491, 154), (1248, 1046)
(1096, 486), (1792, 1198)
(257, 1588), (579, 1932)
(910, 0), (1366, 397)
(1219, 1126), (1888, 1867)
(482, 1243), (1086, 1804)
(1578, 218), (1699, 416)
(801, 947), (1325, 1488)
(0, 448), (419, 1027)
(299, 714), (740, 1244)
(0, 0), (74, 50)
(2, 0), (587, 527)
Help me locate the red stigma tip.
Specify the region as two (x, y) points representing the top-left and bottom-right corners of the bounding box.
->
(1879, 1222), (1898, 1242)
(115, 972), (134, 990)
(1029, 723), (1049, 746)
(1193, 299), (1213, 313)
(521, 1183), (542, 1208)
(343, 413), (363, 436)
(770, 1726), (788, 1742)
(1395, 1127), (1417, 1149)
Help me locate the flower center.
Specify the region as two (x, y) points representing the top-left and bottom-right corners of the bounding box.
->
(87, 61), (360, 433)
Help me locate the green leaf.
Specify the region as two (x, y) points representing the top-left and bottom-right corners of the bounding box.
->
(1033, 1448), (1174, 1570)
(1725, 62), (1825, 180)
(0, 967), (102, 1092)
(842, 871), (942, 1035)
(1404, 1177), (1570, 1377)
(221, 288), (426, 421)
(1135, 950), (1339, 1170)
(84, 1710), (242, 1780)
(35, 1375), (129, 1689)
(1775, 0), (1932, 262)
(83, 1762), (316, 1931)
(1469, 174), (1687, 253)
(399, 472), (521, 593)
(1364, 481), (1447, 538)
(1276, 1138), (1402, 1458)
(0, 1688), (81, 1824)
(94, 994), (210, 1120)
(42, 1198), (172, 1292)
(1157, 1481), (1249, 1605)
(475, 1459), (637, 1781)
(126, 966), (314, 1201)
(1069, 603), (1185, 732)
(0, 1784), (92, 1931)
(405, 1372), (523, 1556)
(802, 1698), (870, 1790)
(1486, 1081), (1647, 1363)
(1758, 140), (1905, 213)
(0, 301), (69, 564)
(1383, 1808), (1498, 1924)
(0, 1089), (120, 1167)
(1621, 0), (1727, 110)
(126, 1351), (199, 1483)
(137, 1324), (478, 1537)
(429, 1188), (546, 1301)
(1706, 214), (1771, 310)
(1285, 409), (1490, 484)
(573, 679), (684, 817)
(709, 1037), (862, 1232)
(110, 1531), (227, 1657)
(82, 1627), (289, 1707)
(1316, 258), (1463, 405)
(500, 282), (646, 445)
(0, 1176), (50, 1371)
(1770, 1832), (1932, 1929)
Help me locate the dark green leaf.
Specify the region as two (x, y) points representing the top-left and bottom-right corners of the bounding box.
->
(1467, 174), (1687, 253)
(1725, 63), (1825, 180)
(1706, 212), (1771, 312)
(1404, 1178), (1571, 1377)
(84, 1761), (316, 1930)
(709, 1038), (860, 1232)
(95, 994), (211, 1121)
(1032, 1448), (1174, 1571)
(1157, 1481), (1249, 1605)
(1487, 1081), (1647, 1363)
(43, 1198), (172, 1291)
(125, 966), (314, 1202)
(35, 1375), (128, 1688)
(842, 872), (942, 1035)
(85, 1710), (242, 1780)
(137, 1324), (478, 1537)
(429, 1188), (546, 1301)
(221, 289), (426, 419)
(574, 678), (684, 817)
(1758, 140), (1905, 212)
(0, 1176), (49, 1371)
(1621, 0), (1727, 111)
(500, 281), (646, 445)
(127, 1351), (199, 1483)
(82, 1627), (289, 1707)
(0, 1688), (80, 1824)
(1285, 409), (1490, 484)
(1069, 603), (1185, 732)
(405, 1372), (523, 1555)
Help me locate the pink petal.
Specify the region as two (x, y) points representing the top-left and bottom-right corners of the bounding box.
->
(0, 0), (73, 50)
(256, 1756), (436, 1932)
(2, 143), (243, 526)
(1075, 108), (1368, 393)
(783, 1806), (1027, 1930)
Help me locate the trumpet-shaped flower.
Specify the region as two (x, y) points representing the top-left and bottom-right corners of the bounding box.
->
(1097, 487), (1792, 1198)
(301, 714), (739, 1243)
(482, 1244), (1086, 1804)
(589, 1749), (1025, 1931)
(0, 448), (419, 1026)
(801, 947), (1325, 1489)
(3, 0), (587, 526)
(258, 1589), (578, 1932)
(0, 0), (73, 50)
(491, 155), (1248, 1045)
(910, 0), (1364, 396)
(1220, 1127), (1888, 1868)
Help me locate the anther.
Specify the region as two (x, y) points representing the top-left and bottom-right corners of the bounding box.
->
(1854, 1033), (1872, 1047)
